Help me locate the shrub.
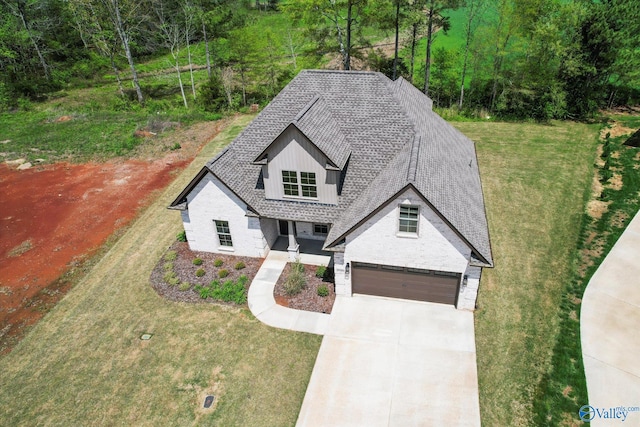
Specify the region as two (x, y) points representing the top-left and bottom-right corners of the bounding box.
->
(194, 275), (248, 304)
(167, 276), (180, 286)
(292, 258), (304, 273)
(194, 284), (210, 299)
(317, 285), (329, 297)
(193, 257), (203, 266)
(179, 282), (191, 291)
(163, 261), (174, 271)
(221, 275), (248, 304)
(234, 261), (246, 270)
(164, 250), (177, 261)
(176, 230), (187, 242)
(315, 265), (327, 278)
(163, 271), (177, 283)
(218, 269), (229, 278)
(196, 268), (206, 277)
(284, 265), (306, 296)
(214, 259), (224, 267)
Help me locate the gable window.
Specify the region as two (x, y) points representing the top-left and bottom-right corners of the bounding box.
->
(282, 170), (299, 196)
(399, 205), (419, 234)
(300, 172), (317, 198)
(313, 223), (328, 236)
(282, 171), (317, 199)
(215, 220), (233, 247)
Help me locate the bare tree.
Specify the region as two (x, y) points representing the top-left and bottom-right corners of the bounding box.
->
(69, 0), (127, 96)
(100, 0), (144, 104)
(183, 2), (196, 100)
(221, 66), (234, 108)
(286, 28), (298, 70)
(154, 0), (188, 107)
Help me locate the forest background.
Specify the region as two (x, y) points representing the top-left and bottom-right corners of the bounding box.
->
(1, 0), (639, 123)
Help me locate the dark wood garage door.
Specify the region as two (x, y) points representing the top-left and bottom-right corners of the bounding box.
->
(351, 262), (460, 306)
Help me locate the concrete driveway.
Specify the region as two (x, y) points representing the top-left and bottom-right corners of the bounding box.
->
(581, 210), (640, 425)
(297, 295), (480, 426)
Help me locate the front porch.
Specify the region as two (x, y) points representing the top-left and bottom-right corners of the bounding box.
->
(271, 235), (333, 267)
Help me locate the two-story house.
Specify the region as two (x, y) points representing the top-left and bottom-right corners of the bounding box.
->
(169, 70), (493, 310)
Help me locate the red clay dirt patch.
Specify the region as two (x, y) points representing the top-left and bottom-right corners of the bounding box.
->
(0, 120), (226, 355)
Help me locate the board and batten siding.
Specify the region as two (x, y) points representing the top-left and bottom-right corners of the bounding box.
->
(336, 187), (472, 297)
(262, 126), (339, 205)
(181, 173), (268, 257)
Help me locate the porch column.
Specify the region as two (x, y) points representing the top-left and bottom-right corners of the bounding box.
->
(287, 220), (299, 261)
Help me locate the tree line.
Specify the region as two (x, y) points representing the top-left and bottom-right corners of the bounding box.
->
(1, 0), (638, 120)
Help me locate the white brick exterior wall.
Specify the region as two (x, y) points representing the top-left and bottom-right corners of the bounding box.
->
(295, 221), (326, 241)
(181, 177), (484, 309)
(260, 218), (279, 249)
(333, 252), (348, 296)
(457, 265), (482, 310)
(336, 188), (475, 309)
(181, 173), (268, 257)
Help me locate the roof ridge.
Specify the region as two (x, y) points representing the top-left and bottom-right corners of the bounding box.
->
(407, 135), (420, 183)
(207, 147), (229, 167)
(293, 94), (321, 122)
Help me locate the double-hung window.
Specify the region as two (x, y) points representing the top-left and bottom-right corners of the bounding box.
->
(282, 171), (317, 199)
(399, 205), (419, 234)
(300, 172), (317, 198)
(282, 170), (299, 196)
(215, 220), (233, 247)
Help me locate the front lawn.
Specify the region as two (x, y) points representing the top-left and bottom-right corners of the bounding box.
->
(0, 115), (322, 426)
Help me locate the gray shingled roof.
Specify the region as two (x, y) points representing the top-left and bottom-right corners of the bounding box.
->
(252, 95), (352, 170)
(171, 70), (493, 266)
(293, 96), (351, 169)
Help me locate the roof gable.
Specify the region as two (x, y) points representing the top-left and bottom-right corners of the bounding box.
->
(253, 96), (351, 170)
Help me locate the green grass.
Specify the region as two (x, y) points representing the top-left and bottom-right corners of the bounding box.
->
(454, 121), (599, 426)
(533, 118), (640, 425)
(0, 115), (321, 426)
(614, 115), (640, 129)
(0, 90), (223, 163)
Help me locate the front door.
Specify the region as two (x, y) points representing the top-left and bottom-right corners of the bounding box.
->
(279, 220), (297, 236)
(279, 220), (288, 235)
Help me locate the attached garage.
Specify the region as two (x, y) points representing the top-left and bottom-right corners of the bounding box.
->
(351, 262), (461, 306)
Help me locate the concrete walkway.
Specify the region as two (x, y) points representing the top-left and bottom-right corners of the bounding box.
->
(581, 209), (640, 425)
(247, 250), (332, 335)
(297, 295), (480, 427)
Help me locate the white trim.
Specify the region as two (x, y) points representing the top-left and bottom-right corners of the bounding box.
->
(398, 204), (420, 235)
(281, 170), (318, 200)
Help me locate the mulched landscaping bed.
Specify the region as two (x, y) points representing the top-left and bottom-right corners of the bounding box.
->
(150, 241), (263, 304)
(274, 263), (336, 314)
(151, 242), (336, 314)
